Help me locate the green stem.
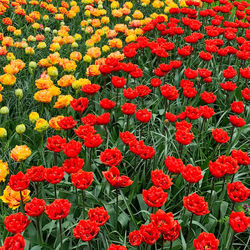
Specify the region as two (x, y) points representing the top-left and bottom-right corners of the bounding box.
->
(103, 124), (107, 137)
(231, 174), (235, 183)
(222, 176), (226, 192)
(89, 148), (92, 171)
(120, 189), (138, 228)
(179, 144), (183, 158)
(54, 152), (57, 166)
(36, 216), (43, 243)
(169, 241), (173, 250)
(0, 183), (4, 216)
(19, 191), (24, 212)
(200, 118), (205, 134)
(164, 99), (168, 114)
(18, 99), (21, 119)
(161, 237), (164, 250)
(209, 178), (215, 208)
(54, 184), (57, 199)
(231, 202), (235, 212)
(210, 143), (220, 161)
(126, 115), (129, 131)
(116, 88), (119, 105)
(75, 186), (78, 204)
(88, 241), (92, 250)
(59, 219), (63, 248)
(140, 123), (144, 140)
(115, 188), (119, 229)
(187, 213), (194, 239)
(228, 231), (235, 250)
(186, 182), (191, 196)
(41, 132), (45, 166)
(36, 182), (39, 197)
(225, 92), (229, 106)
(66, 130), (69, 142)
(19, 134), (23, 145)
(229, 126), (235, 144)
(81, 189), (85, 218)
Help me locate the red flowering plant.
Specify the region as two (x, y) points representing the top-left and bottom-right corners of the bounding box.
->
(1, 1), (250, 249)
(4, 213), (30, 235)
(193, 232), (219, 250)
(45, 199), (71, 247)
(0, 234), (25, 250)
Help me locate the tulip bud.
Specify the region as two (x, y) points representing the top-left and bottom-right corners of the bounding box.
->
(125, 16), (131, 22)
(47, 66), (58, 78)
(72, 42), (78, 48)
(85, 10), (90, 17)
(0, 128), (7, 138)
(45, 27), (51, 33)
(43, 15), (49, 21)
(16, 124), (26, 134)
(29, 112), (39, 123)
(83, 55), (92, 63)
(15, 89), (23, 99)
(0, 106), (9, 115)
(35, 118), (49, 132)
(102, 45), (110, 53)
(14, 29), (21, 37)
(29, 61), (37, 69)
(74, 34), (82, 41)
(22, 43), (28, 49)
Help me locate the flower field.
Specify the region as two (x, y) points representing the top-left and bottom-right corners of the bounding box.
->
(0, 0), (250, 249)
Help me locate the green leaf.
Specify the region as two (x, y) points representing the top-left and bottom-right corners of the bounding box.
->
(180, 231), (187, 250)
(118, 212), (129, 228)
(192, 220), (208, 232)
(220, 201), (229, 219)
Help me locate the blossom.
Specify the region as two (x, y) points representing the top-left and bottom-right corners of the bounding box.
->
(139, 223), (160, 245)
(193, 232), (219, 250)
(1, 234), (25, 250)
(63, 140), (82, 158)
(34, 118), (49, 132)
(229, 211), (249, 233)
(0, 160), (9, 182)
(0, 186), (30, 210)
(136, 109), (151, 123)
(45, 199), (71, 220)
(25, 198), (46, 217)
(88, 207), (110, 226)
(9, 172), (30, 191)
(182, 165), (203, 183)
(102, 167), (133, 188)
(212, 129), (230, 144)
(143, 186), (168, 207)
(151, 169), (173, 190)
(4, 212), (30, 234)
(46, 135), (66, 152)
(100, 148), (123, 167)
(73, 220), (99, 241)
(10, 145), (31, 162)
(227, 182), (250, 203)
(183, 193), (209, 216)
(129, 230), (143, 246)
(71, 170), (93, 190)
